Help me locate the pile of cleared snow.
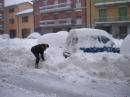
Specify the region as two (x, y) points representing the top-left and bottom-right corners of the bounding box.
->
(0, 32), (130, 84)
(0, 38), (37, 50)
(37, 31), (68, 64)
(120, 34), (130, 54)
(113, 38), (123, 48)
(27, 32), (41, 39)
(38, 31), (68, 48)
(56, 52), (130, 83)
(0, 34), (10, 39)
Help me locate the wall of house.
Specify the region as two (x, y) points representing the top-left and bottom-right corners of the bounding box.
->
(17, 13), (34, 38)
(34, 0), (87, 33)
(4, 2), (34, 38)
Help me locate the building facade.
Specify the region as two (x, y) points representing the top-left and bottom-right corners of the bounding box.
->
(4, 1), (34, 38)
(0, 0), (4, 34)
(33, 0), (87, 34)
(92, 0), (130, 39)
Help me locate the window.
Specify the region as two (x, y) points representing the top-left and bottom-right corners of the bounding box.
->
(67, 0), (71, 3)
(76, 17), (82, 25)
(76, 0), (81, 8)
(118, 7), (127, 21)
(54, 14), (58, 19)
(42, 0), (47, 5)
(22, 16), (28, 23)
(99, 36), (110, 44)
(10, 30), (16, 38)
(55, 0), (58, 4)
(9, 18), (15, 24)
(9, 8), (15, 13)
(98, 0), (105, 3)
(99, 8), (107, 22)
(22, 29), (30, 38)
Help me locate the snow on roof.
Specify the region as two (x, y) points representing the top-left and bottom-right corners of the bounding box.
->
(70, 28), (112, 38)
(5, 0), (32, 7)
(16, 8), (33, 15)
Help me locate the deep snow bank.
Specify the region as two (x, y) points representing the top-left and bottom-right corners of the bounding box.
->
(120, 34), (130, 54)
(37, 31), (68, 48)
(27, 32), (41, 39)
(0, 38), (130, 84)
(0, 31), (129, 84)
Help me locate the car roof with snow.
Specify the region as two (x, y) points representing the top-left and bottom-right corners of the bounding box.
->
(69, 28), (113, 39)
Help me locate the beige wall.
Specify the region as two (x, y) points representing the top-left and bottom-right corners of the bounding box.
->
(4, 6), (18, 35)
(4, 2), (34, 38)
(91, 2), (130, 25)
(17, 13), (34, 38)
(18, 3), (32, 11)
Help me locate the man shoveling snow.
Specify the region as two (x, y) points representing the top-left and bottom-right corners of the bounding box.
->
(31, 44), (49, 69)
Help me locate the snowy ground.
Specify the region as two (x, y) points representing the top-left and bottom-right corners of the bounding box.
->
(0, 33), (130, 97)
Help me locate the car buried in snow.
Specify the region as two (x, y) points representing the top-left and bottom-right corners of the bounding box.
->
(63, 28), (120, 58)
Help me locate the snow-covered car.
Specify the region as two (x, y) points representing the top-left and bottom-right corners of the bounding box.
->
(63, 28), (120, 58)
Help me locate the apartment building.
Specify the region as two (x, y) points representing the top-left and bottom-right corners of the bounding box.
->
(4, 1), (34, 38)
(33, 0), (87, 34)
(92, 0), (130, 39)
(0, 0), (4, 34)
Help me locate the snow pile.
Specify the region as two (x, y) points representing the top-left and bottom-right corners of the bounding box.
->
(113, 38), (123, 48)
(0, 35), (129, 84)
(120, 34), (130, 54)
(38, 31), (68, 48)
(37, 31), (68, 64)
(0, 31), (130, 97)
(0, 38), (37, 49)
(0, 34), (10, 39)
(27, 32), (41, 39)
(57, 52), (130, 83)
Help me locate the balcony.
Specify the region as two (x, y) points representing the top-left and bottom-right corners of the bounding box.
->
(40, 18), (72, 27)
(94, 0), (130, 6)
(40, 2), (72, 14)
(95, 16), (130, 24)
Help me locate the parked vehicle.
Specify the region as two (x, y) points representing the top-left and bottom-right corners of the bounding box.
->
(63, 28), (120, 58)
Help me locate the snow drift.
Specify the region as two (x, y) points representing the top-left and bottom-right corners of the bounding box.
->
(27, 32), (41, 39)
(0, 30), (129, 84)
(0, 29), (130, 97)
(120, 34), (130, 54)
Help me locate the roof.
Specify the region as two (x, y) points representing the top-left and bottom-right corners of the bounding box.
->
(16, 8), (33, 15)
(4, 0), (33, 7)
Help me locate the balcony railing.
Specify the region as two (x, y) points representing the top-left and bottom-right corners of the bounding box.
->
(95, 16), (130, 24)
(40, 2), (72, 13)
(40, 18), (72, 27)
(94, 0), (130, 6)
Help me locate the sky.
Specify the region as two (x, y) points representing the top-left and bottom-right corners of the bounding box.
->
(4, 0), (32, 7)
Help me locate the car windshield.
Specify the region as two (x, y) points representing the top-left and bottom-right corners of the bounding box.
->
(98, 36), (110, 44)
